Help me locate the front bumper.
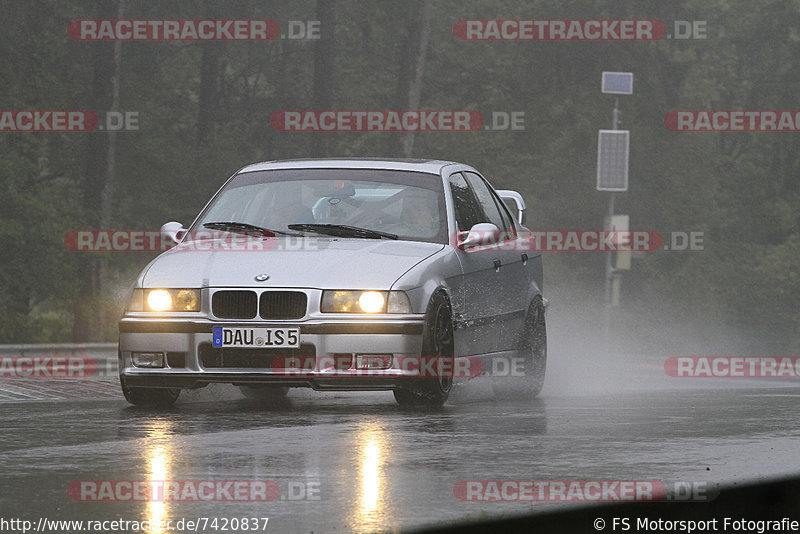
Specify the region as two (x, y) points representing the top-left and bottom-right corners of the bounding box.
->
(118, 317), (426, 391)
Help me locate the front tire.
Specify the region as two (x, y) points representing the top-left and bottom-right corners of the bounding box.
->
(393, 291), (454, 408)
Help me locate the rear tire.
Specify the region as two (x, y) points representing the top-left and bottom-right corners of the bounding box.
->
(493, 296), (547, 400)
(120, 377), (180, 407)
(393, 291), (454, 408)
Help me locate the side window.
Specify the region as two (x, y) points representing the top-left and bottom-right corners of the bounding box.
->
(463, 172), (509, 233)
(448, 173), (482, 231)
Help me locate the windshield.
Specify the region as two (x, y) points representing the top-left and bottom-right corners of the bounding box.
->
(191, 169), (447, 243)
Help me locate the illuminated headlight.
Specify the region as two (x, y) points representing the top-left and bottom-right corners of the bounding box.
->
(358, 291), (385, 313)
(147, 290), (173, 311)
(127, 289), (201, 312)
(321, 290), (413, 313)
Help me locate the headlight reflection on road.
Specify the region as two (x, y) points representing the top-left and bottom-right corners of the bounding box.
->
(361, 438), (380, 512)
(145, 421), (174, 534)
(356, 421), (391, 531)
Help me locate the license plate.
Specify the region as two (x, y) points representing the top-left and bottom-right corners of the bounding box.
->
(212, 326), (300, 348)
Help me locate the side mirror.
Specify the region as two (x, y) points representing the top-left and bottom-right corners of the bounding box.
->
(458, 222), (500, 250)
(160, 221), (186, 246)
(496, 189), (526, 226)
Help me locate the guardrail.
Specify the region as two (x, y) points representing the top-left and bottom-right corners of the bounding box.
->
(0, 343), (118, 361)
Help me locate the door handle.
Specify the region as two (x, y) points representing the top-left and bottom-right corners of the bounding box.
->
(493, 259), (501, 272)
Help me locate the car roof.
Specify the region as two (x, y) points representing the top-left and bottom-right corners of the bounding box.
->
(239, 158), (464, 175)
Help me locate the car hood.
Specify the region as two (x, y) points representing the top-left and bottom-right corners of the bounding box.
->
(141, 237), (445, 289)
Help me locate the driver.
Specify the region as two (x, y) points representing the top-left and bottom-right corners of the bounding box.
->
(402, 194), (439, 236)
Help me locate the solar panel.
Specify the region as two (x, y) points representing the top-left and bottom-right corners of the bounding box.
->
(596, 130), (629, 191)
(602, 72), (633, 95)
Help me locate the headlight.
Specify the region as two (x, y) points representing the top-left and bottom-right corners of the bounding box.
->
(321, 290), (413, 314)
(387, 291), (413, 313)
(147, 290), (173, 311)
(127, 289), (201, 312)
(358, 291), (385, 313)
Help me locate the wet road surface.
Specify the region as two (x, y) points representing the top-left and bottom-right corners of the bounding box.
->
(1, 356), (800, 534)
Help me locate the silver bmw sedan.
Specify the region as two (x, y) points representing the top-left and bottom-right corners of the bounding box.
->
(118, 158), (546, 407)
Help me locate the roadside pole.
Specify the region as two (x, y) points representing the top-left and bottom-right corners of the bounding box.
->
(598, 72), (633, 351)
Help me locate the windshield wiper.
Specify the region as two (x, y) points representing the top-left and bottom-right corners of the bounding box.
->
(202, 221), (303, 237)
(288, 223), (398, 240)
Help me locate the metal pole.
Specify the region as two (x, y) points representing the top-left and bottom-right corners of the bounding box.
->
(603, 97), (620, 350)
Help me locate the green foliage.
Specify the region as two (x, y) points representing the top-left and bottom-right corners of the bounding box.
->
(0, 0), (797, 349)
